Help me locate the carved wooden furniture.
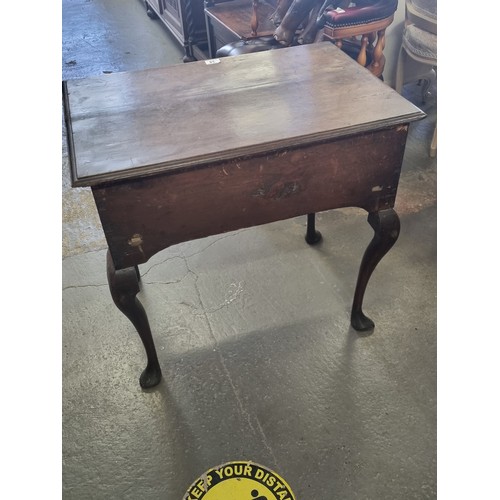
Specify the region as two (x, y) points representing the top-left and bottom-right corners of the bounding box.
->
(205, 0), (278, 58)
(395, 0), (436, 157)
(209, 0), (397, 79)
(144, 0), (208, 61)
(62, 43), (424, 388)
(319, 0), (399, 78)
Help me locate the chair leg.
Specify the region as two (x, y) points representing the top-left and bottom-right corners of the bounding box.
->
(395, 46), (405, 93)
(430, 125), (437, 158)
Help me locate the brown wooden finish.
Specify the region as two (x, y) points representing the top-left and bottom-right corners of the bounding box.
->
(63, 42), (425, 387)
(106, 251), (162, 388)
(93, 126), (408, 270)
(273, 0), (321, 45)
(322, 15), (394, 78)
(205, 0), (278, 38)
(203, 0), (395, 77)
(63, 43), (422, 187)
(205, 0), (279, 56)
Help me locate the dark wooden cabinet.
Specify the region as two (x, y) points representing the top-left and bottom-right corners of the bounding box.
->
(145, 0), (208, 61)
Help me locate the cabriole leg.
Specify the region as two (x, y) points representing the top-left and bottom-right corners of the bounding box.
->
(305, 213), (322, 245)
(106, 251), (162, 388)
(351, 209), (400, 331)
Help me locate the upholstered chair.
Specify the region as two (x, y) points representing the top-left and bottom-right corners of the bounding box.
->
(314, 0), (399, 78)
(395, 0), (437, 157)
(217, 0), (398, 79)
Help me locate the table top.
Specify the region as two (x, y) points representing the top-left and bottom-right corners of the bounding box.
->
(63, 42), (425, 187)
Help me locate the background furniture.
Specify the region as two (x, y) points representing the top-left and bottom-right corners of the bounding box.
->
(205, 0), (278, 58)
(63, 43), (424, 388)
(319, 0), (399, 78)
(395, 0), (436, 156)
(210, 0), (398, 80)
(144, 0), (208, 61)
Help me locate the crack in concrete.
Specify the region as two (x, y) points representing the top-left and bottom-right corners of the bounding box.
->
(63, 283), (108, 291)
(138, 255), (185, 278)
(181, 228), (252, 260)
(62, 272), (192, 291)
(185, 257), (255, 429)
(254, 415), (279, 470)
(183, 255), (279, 469)
(191, 281), (245, 316)
(62, 247), (107, 263)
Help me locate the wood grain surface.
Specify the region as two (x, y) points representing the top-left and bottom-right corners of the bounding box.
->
(93, 126), (408, 269)
(63, 42), (424, 187)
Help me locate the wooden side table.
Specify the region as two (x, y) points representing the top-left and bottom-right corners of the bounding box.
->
(63, 43), (424, 388)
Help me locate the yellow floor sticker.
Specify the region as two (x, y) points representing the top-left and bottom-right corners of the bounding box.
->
(183, 461), (296, 500)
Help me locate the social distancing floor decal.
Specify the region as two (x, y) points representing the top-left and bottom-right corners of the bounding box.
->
(183, 461), (296, 500)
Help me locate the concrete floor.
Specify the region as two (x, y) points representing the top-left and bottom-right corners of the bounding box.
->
(62, 0), (437, 498)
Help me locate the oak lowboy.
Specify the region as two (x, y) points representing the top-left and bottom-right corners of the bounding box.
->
(63, 43), (424, 388)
